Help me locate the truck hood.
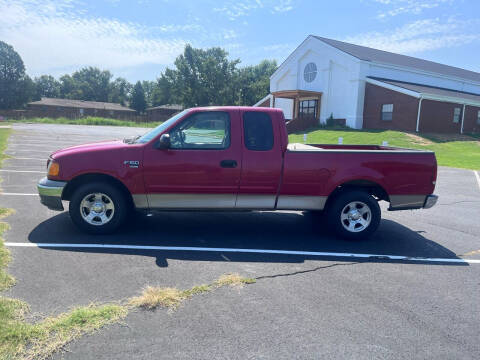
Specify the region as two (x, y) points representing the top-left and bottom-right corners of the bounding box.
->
(51, 140), (129, 159)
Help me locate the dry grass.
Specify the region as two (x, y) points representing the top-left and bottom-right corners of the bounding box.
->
(128, 287), (188, 310)
(128, 273), (256, 311)
(214, 273), (256, 288)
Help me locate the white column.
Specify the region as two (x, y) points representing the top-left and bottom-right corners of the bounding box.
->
(416, 98), (423, 132)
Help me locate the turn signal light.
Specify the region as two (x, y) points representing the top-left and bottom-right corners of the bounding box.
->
(48, 162), (60, 177)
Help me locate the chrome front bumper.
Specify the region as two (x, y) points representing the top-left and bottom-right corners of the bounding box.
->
(37, 177), (67, 211)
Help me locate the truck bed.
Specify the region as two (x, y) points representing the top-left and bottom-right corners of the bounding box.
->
(287, 143), (432, 153)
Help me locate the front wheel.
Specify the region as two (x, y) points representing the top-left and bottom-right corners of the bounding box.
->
(327, 190), (381, 240)
(69, 182), (128, 234)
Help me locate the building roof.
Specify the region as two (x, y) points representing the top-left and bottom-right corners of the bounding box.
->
(147, 104), (184, 111)
(368, 77), (480, 106)
(313, 36), (480, 83)
(28, 98), (135, 112)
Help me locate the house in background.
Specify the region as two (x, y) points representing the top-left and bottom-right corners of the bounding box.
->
(255, 35), (480, 134)
(27, 98), (136, 119)
(146, 104), (184, 122)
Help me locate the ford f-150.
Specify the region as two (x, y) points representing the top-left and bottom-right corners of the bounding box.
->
(37, 107), (438, 239)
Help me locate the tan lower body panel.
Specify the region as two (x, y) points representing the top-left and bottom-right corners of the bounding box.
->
(276, 195), (327, 210)
(133, 193), (327, 210)
(389, 195), (426, 209)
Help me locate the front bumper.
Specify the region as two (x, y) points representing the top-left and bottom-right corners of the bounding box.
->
(37, 177), (67, 211)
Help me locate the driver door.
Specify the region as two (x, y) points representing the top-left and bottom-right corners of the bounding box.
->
(142, 110), (241, 209)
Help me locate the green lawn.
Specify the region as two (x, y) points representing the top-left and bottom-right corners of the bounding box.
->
(6, 116), (162, 128)
(289, 128), (480, 170)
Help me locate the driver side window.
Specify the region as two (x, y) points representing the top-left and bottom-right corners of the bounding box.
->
(169, 111), (230, 149)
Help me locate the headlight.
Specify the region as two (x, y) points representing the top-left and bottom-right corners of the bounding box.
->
(47, 160), (60, 177)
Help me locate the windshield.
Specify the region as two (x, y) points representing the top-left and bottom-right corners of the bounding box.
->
(135, 110), (189, 144)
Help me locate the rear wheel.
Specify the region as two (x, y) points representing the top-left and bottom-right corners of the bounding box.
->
(327, 190), (381, 240)
(69, 182), (128, 234)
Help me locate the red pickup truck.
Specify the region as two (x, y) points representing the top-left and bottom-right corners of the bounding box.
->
(37, 106), (438, 239)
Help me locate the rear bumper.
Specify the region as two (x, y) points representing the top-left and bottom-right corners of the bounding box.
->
(37, 177), (67, 211)
(388, 194), (438, 211)
(423, 194), (438, 209)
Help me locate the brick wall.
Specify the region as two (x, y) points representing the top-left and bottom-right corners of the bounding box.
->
(256, 98), (271, 107)
(418, 100), (462, 133)
(363, 83), (419, 132)
(146, 108), (182, 122)
(462, 105), (480, 134)
(285, 115), (318, 133)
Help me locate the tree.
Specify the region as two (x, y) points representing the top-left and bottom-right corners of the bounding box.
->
(236, 60), (277, 106)
(35, 75), (60, 99)
(130, 81), (147, 113)
(141, 80), (156, 107)
(70, 67), (112, 102)
(167, 44), (240, 107)
(0, 41), (31, 109)
(109, 77), (132, 106)
(151, 69), (177, 106)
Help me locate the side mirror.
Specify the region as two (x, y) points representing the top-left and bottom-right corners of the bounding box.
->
(156, 133), (171, 149)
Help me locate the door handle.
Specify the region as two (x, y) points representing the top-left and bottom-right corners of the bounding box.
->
(220, 160), (237, 168)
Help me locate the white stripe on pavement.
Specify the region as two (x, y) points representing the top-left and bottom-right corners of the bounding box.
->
(4, 242), (480, 264)
(0, 169), (44, 173)
(474, 170), (480, 191)
(0, 193), (37, 196)
(9, 157), (45, 161)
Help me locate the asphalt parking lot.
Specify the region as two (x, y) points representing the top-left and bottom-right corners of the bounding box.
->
(1, 123), (480, 359)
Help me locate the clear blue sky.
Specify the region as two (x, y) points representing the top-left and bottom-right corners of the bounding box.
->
(1, 0), (479, 82)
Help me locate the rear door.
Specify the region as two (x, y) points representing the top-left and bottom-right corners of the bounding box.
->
(142, 110), (241, 208)
(236, 110), (283, 209)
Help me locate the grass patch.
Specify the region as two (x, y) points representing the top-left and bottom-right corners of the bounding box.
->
(128, 273), (256, 311)
(0, 271), (255, 359)
(10, 117), (162, 128)
(290, 128), (480, 170)
(0, 128), (11, 167)
(214, 273), (257, 287)
(0, 210), (15, 292)
(0, 302), (127, 360)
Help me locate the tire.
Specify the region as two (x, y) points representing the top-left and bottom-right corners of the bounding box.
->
(326, 190), (381, 240)
(69, 182), (128, 234)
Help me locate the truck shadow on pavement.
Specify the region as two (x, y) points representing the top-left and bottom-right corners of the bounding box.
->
(28, 210), (467, 267)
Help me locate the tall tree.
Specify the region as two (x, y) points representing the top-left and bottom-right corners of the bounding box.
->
(172, 44), (240, 107)
(141, 80), (156, 107)
(130, 81), (147, 113)
(0, 41), (32, 109)
(109, 77), (132, 106)
(35, 75), (61, 99)
(236, 60), (277, 106)
(69, 67), (112, 101)
(151, 69), (177, 106)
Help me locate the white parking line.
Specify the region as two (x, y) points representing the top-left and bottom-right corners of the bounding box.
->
(8, 157), (45, 161)
(4, 242), (480, 264)
(0, 169), (44, 173)
(0, 193), (37, 196)
(474, 170), (480, 191)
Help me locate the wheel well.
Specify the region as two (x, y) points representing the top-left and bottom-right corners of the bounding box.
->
(325, 180), (389, 208)
(62, 173), (134, 208)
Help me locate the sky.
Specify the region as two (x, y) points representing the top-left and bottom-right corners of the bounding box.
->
(1, 0), (479, 82)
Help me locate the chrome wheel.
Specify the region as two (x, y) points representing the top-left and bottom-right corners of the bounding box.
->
(80, 193), (115, 226)
(340, 201), (371, 233)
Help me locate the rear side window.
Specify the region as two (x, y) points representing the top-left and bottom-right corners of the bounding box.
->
(243, 112), (274, 151)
